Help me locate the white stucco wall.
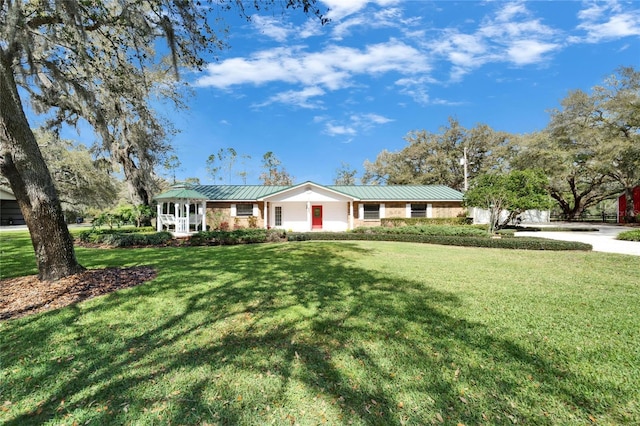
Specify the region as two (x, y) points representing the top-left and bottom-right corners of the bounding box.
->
(265, 184), (352, 231)
(272, 202), (349, 232)
(278, 202), (308, 232)
(318, 203), (349, 232)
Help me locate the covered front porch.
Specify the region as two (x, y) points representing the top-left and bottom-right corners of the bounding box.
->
(154, 184), (208, 237)
(258, 182), (358, 232)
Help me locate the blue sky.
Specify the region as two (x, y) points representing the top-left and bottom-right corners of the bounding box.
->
(72, 1), (640, 185)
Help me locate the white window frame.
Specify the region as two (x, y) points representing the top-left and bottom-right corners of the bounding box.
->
(363, 204), (381, 220)
(411, 203), (428, 218)
(233, 203), (254, 217)
(274, 206), (282, 227)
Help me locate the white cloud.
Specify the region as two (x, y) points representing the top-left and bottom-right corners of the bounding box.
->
(575, 1), (640, 42)
(495, 1), (529, 22)
(507, 40), (560, 65)
(358, 113), (393, 125)
(196, 1), (638, 110)
(298, 19), (325, 39)
(394, 76), (436, 104)
(322, 112), (393, 138)
(321, 0), (409, 39)
(251, 15), (292, 42)
(320, 0), (400, 20)
(251, 15), (323, 41)
(195, 40), (430, 94)
(429, 1), (562, 79)
(325, 123), (357, 136)
(254, 86), (326, 109)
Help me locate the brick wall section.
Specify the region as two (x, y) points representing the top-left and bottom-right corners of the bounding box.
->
(433, 202), (464, 218)
(353, 201), (464, 228)
(206, 202), (265, 229)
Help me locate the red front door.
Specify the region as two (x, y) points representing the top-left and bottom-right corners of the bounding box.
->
(312, 205), (323, 229)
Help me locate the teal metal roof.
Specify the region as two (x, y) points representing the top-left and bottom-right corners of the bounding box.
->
(330, 185), (463, 201)
(154, 185), (208, 200)
(190, 183), (462, 202)
(192, 185), (290, 201)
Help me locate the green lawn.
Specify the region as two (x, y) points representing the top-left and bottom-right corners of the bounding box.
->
(1, 231), (639, 425)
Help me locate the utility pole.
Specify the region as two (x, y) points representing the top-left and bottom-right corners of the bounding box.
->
(460, 147), (468, 191)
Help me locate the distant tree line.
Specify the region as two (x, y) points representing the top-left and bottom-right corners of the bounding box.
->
(361, 66), (640, 221)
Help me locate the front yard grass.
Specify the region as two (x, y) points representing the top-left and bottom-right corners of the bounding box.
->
(1, 231), (639, 425)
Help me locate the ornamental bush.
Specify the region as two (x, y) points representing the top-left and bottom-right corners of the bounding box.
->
(77, 227), (157, 243)
(77, 230), (172, 246)
(617, 229), (640, 242)
(189, 229), (286, 246)
(381, 217), (472, 227)
(352, 225), (487, 237)
(287, 232), (592, 251)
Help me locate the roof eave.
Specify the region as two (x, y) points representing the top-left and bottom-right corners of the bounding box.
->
(256, 181), (359, 201)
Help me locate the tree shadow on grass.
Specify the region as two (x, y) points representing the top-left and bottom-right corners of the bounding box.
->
(1, 242), (633, 425)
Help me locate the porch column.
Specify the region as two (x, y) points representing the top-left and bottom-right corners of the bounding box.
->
(174, 202), (179, 232)
(264, 201), (268, 229)
(185, 202), (190, 233)
(201, 201), (206, 232)
(349, 201), (354, 230)
(307, 201), (311, 231)
(156, 203), (162, 231)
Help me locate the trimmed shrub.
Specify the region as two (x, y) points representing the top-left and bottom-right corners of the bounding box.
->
(78, 226), (156, 242)
(287, 232), (592, 251)
(512, 226), (600, 232)
(617, 229), (640, 242)
(77, 230), (172, 247)
(381, 217), (472, 227)
(352, 225), (488, 237)
(189, 229), (286, 246)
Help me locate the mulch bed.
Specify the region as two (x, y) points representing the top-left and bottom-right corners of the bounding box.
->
(0, 266), (156, 321)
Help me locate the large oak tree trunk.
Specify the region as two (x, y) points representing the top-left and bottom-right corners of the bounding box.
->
(0, 60), (84, 281)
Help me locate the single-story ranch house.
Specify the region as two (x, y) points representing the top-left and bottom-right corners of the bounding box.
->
(154, 182), (464, 235)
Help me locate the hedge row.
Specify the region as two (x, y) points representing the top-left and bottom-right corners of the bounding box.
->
(353, 225), (487, 237)
(617, 229), (640, 241)
(78, 230), (173, 247)
(287, 232), (592, 251)
(381, 217), (472, 227)
(189, 229), (286, 246)
(511, 226), (600, 232)
(78, 226), (156, 239)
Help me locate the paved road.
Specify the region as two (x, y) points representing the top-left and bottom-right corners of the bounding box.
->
(517, 224), (640, 256)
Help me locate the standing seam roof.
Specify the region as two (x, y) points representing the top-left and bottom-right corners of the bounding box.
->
(191, 184), (463, 201)
(192, 185), (290, 200)
(329, 185), (463, 201)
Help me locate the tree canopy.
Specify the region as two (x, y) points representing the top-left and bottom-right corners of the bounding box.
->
(513, 67), (640, 220)
(464, 170), (552, 233)
(362, 117), (514, 190)
(334, 162), (358, 185)
(259, 151), (294, 185)
(0, 0), (326, 280)
(35, 130), (120, 214)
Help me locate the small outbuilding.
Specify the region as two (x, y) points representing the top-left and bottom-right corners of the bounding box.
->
(618, 186), (640, 223)
(0, 186), (25, 226)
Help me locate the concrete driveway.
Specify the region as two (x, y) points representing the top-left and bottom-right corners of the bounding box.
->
(517, 224), (640, 256)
